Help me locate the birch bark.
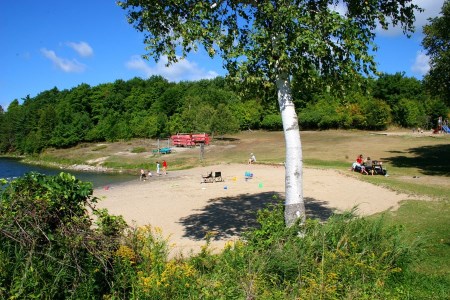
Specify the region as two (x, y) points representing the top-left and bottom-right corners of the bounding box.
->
(276, 73), (306, 226)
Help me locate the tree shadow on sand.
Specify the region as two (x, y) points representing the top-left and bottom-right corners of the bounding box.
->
(178, 192), (334, 241)
(384, 144), (450, 176)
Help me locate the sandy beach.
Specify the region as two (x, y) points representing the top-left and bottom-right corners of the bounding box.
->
(94, 163), (412, 257)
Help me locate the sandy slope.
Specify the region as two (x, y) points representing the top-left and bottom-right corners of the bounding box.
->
(94, 163), (412, 257)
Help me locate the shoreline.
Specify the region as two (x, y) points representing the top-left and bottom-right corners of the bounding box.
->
(18, 157), (125, 174)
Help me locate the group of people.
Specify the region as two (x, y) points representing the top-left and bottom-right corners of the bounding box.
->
(351, 154), (378, 175)
(140, 160), (168, 181)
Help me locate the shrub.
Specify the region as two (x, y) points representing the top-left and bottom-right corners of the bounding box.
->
(110, 225), (203, 299)
(392, 98), (425, 128)
(241, 205), (415, 299)
(0, 172), (126, 299)
(261, 114), (283, 130)
(362, 99), (392, 130)
(300, 97), (342, 129)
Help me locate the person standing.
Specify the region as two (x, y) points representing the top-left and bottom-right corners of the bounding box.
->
(162, 160), (167, 175)
(156, 161), (160, 176)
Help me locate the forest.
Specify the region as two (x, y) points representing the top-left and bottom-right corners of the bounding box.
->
(0, 72), (448, 154)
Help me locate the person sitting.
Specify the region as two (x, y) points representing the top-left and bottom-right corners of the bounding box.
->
(364, 157), (374, 175)
(351, 154), (364, 171)
(248, 153), (256, 164)
(140, 169), (147, 181)
(351, 154), (368, 174)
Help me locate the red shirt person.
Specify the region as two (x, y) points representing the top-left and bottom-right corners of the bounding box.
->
(162, 160), (167, 175)
(352, 154), (364, 171)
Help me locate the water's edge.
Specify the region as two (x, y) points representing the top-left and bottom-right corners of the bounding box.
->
(0, 157), (136, 188)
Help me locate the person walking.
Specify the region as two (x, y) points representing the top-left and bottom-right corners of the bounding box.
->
(162, 160), (167, 175)
(156, 161), (160, 176)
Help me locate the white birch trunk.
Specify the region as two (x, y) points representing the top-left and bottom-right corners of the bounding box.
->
(276, 73), (306, 226)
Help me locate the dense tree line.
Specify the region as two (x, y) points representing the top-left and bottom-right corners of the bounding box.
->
(0, 73), (447, 154)
(299, 72), (448, 131)
(0, 76), (245, 153)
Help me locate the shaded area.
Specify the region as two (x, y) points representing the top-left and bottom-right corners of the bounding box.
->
(385, 144), (450, 176)
(304, 197), (334, 220)
(178, 193), (333, 240)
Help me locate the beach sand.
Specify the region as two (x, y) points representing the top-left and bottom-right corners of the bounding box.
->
(94, 163), (412, 257)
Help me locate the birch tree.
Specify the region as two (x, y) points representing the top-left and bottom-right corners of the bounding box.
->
(118, 0), (420, 226)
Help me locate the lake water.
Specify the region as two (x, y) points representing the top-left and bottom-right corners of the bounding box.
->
(0, 157), (135, 188)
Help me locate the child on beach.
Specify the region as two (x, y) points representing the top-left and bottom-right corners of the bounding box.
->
(140, 169), (147, 181)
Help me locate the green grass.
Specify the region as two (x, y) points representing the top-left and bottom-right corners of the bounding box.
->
(24, 154), (86, 167)
(381, 200), (450, 298)
(304, 158), (350, 169)
(130, 146), (146, 153)
(362, 175), (450, 199)
(91, 144), (108, 151)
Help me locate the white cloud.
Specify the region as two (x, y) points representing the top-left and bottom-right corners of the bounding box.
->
(413, 0), (444, 29)
(125, 55), (219, 82)
(411, 51), (430, 75)
(66, 41), (93, 57)
(377, 0), (445, 36)
(41, 48), (86, 73)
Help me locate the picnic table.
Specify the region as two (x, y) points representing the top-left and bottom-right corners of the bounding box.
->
(152, 147), (172, 155)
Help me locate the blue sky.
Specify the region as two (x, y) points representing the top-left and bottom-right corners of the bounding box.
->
(0, 0), (444, 110)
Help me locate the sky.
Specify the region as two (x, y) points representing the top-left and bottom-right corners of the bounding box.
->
(0, 0), (445, 110)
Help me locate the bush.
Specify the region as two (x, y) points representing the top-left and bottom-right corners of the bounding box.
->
(109, 225), (204, 299)
(391, 99), (421, 128)
(240, 205), (415, 299)
(261, 114), (283, 130)
(299, 93), (393, 130)
(0, 173), (126, 299)
(300, 97), (342, 129)
(362, 99), (392, 130)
